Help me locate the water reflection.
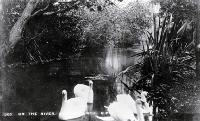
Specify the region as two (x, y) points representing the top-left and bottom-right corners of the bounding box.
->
(105, 47), (123, 75)
(105, 45), (139, 76)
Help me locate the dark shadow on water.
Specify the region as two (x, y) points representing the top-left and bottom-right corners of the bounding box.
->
(2, 58), (116, 121)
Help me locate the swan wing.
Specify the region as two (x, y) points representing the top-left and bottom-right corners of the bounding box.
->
(117, 94), (137, 114)
(59, 97), (87, 120)
(108, 102), (137, 121)
(74, 84), (94, 103)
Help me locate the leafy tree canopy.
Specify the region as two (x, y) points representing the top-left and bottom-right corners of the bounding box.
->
(153, 0), (197, 21)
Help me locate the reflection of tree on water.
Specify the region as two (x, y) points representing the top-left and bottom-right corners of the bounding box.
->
(105, 46), (123, 76)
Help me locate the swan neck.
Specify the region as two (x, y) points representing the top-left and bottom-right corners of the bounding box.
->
(90, 83), (93, 89)
(62, 91), (67, 101)
(89, 81), (93, 89)
(64, 92), (67, 100)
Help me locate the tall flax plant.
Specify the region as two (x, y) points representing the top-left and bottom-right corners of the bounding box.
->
(136, 15), (195, 120)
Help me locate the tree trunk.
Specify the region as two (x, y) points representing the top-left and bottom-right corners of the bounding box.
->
(8, 0), (40, 53)
(196, 0), (200, 79)
(0, 0), (41, 114)
(0, 3), (6, 114)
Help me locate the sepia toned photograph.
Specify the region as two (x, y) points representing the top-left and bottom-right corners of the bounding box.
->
(0, 0), (200, 121)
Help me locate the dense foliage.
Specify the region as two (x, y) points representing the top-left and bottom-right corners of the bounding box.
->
(114, 1), (200, 120)
(1, 0), (151, 65)
(120, 14), (198, 120)
(153, 0), (197, 21)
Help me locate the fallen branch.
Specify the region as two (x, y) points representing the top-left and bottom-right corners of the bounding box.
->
(42, 1), (81, 16)
(31, 2), (53, 18)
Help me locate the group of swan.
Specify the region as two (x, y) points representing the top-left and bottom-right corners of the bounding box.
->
(58, 80), (152, 121)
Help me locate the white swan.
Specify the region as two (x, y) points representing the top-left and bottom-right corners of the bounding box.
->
(104, 94), (138, 121)
(58, 90), (87, 120)
(73, 80), (94, 103)
(107, 101), (138, 121)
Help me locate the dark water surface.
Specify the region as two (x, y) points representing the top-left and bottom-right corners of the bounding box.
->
(1, 57), (116, 121)
(1, 46), (140, 121)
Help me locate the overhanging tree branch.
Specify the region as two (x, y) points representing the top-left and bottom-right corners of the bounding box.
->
(31, 2), (53, 18)
(31, 0), (81, 17)
(42, 1), (81, 16)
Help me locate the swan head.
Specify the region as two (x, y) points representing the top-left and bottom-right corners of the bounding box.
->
(62, 90), (67, 95)
(88, 80), (93, 84)
(88, 80), (93, 88)
(62, 90), (67, 101)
